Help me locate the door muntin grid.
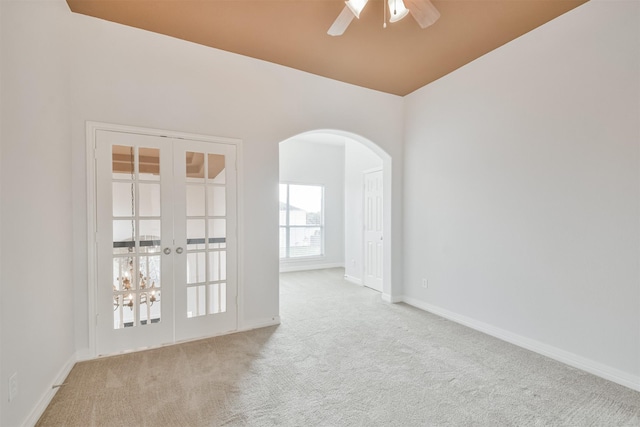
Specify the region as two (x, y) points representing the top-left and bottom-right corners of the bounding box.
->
(111, 145), (162, 329)
(186, 152), (228, 318)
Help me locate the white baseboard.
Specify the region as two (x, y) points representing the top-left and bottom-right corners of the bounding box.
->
(279, 262), (344, 273)
(382, 293), (403, 303)
(23, 352), (77, 427)
(401, 296), (640, 392)
(75, 348), (93, 362)
(238, 316), (281, 332)
(344, 275), (362, 285)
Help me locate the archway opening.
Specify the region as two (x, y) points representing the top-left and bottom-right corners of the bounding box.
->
(278, 130), (393, 298)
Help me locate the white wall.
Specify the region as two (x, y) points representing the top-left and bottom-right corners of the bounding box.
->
(279, 138), (345, 271)
(403, 0), (640, 389)
(68, 8), (405, 352)
(344, 140), (383, 283)
(0, 0), (3, 423)
(1, 1), (76, 425)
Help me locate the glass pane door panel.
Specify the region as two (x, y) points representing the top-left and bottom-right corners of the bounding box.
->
(186, 152), (205, 180)
(186, 185), (205, 217)
(208, 219), (226, 239)
(114, 293), (136, 329)
(138, 255), (161, 289)
(187, 219), (206, 250)
(139, 291), (161, 325)
(208, 251), (219, 282)
(138, 183), (161, 217)
(207, 251), (226, 282)
(139, 219), (160, 239)
(187, 285), (206, 318)
(113, 256), (135, 291)
(113, 220), (135, 254)
(138, 147), (160, 181)
(207, 186), (226, 217)
(113, 182), (135, 217)
(187, 252), (206, 284)
(209, 284), (220, 314)
(209, 283), (226, 314)
(208, 154), (225, 183)
(219, 251), (226, 280)
(112, 145), (134, 180)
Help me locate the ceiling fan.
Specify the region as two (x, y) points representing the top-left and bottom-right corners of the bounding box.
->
(328, 0), (440, 36)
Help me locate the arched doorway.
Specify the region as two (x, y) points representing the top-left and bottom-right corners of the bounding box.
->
(278, 130), (393, 298)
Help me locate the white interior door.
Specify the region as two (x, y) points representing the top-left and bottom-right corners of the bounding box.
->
(94, 130), (237, 356)
(363, 169), (383, 292)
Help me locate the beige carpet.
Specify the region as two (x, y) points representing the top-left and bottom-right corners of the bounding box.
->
(38, 268), (640, 426)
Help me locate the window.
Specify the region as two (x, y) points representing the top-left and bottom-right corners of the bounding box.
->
(279, 183), (324, 259)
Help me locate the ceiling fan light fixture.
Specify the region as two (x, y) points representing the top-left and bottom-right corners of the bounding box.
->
(388, 0), (410, 23)
(345, 0), (368, 19)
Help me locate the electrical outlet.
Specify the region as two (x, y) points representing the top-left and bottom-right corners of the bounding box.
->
(421, 278), (428, 289)
(8, 372), (17, 402)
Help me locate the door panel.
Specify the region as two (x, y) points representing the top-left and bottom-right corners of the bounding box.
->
(173, 142), (237, 342)
(364, 169), (383, 292)
(96, 131), (175, 355)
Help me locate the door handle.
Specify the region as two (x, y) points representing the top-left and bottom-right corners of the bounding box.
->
(176, 247), (184, 254)
(163, 247), (171, 255)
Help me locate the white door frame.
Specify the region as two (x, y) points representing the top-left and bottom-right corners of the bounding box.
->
(86, 121), (243, 357)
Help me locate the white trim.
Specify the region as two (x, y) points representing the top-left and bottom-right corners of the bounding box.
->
(75, 348), (93, 362)
(362, 166), (383, 175)
(381, 293), (402, 303)
(238, 316), (281, 332)
(279, 262), (344, 273)
(86, 124), (98, 356)
(22, 353), (77, 427)
(402, 296), (640, 392)
(235, 139), (245, 349)
(343, 274), (362, 285)
(85, 121), (243, 358)
(86, 121), (241, 145)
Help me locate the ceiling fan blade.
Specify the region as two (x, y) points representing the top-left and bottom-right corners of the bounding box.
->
(404, 0), (440, 29)
(328, 6), (356, 36)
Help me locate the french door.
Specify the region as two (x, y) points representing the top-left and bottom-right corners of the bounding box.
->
(94, 129), (237, 356)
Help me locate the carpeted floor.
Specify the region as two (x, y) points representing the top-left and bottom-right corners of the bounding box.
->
(38, 268), (640, 426)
